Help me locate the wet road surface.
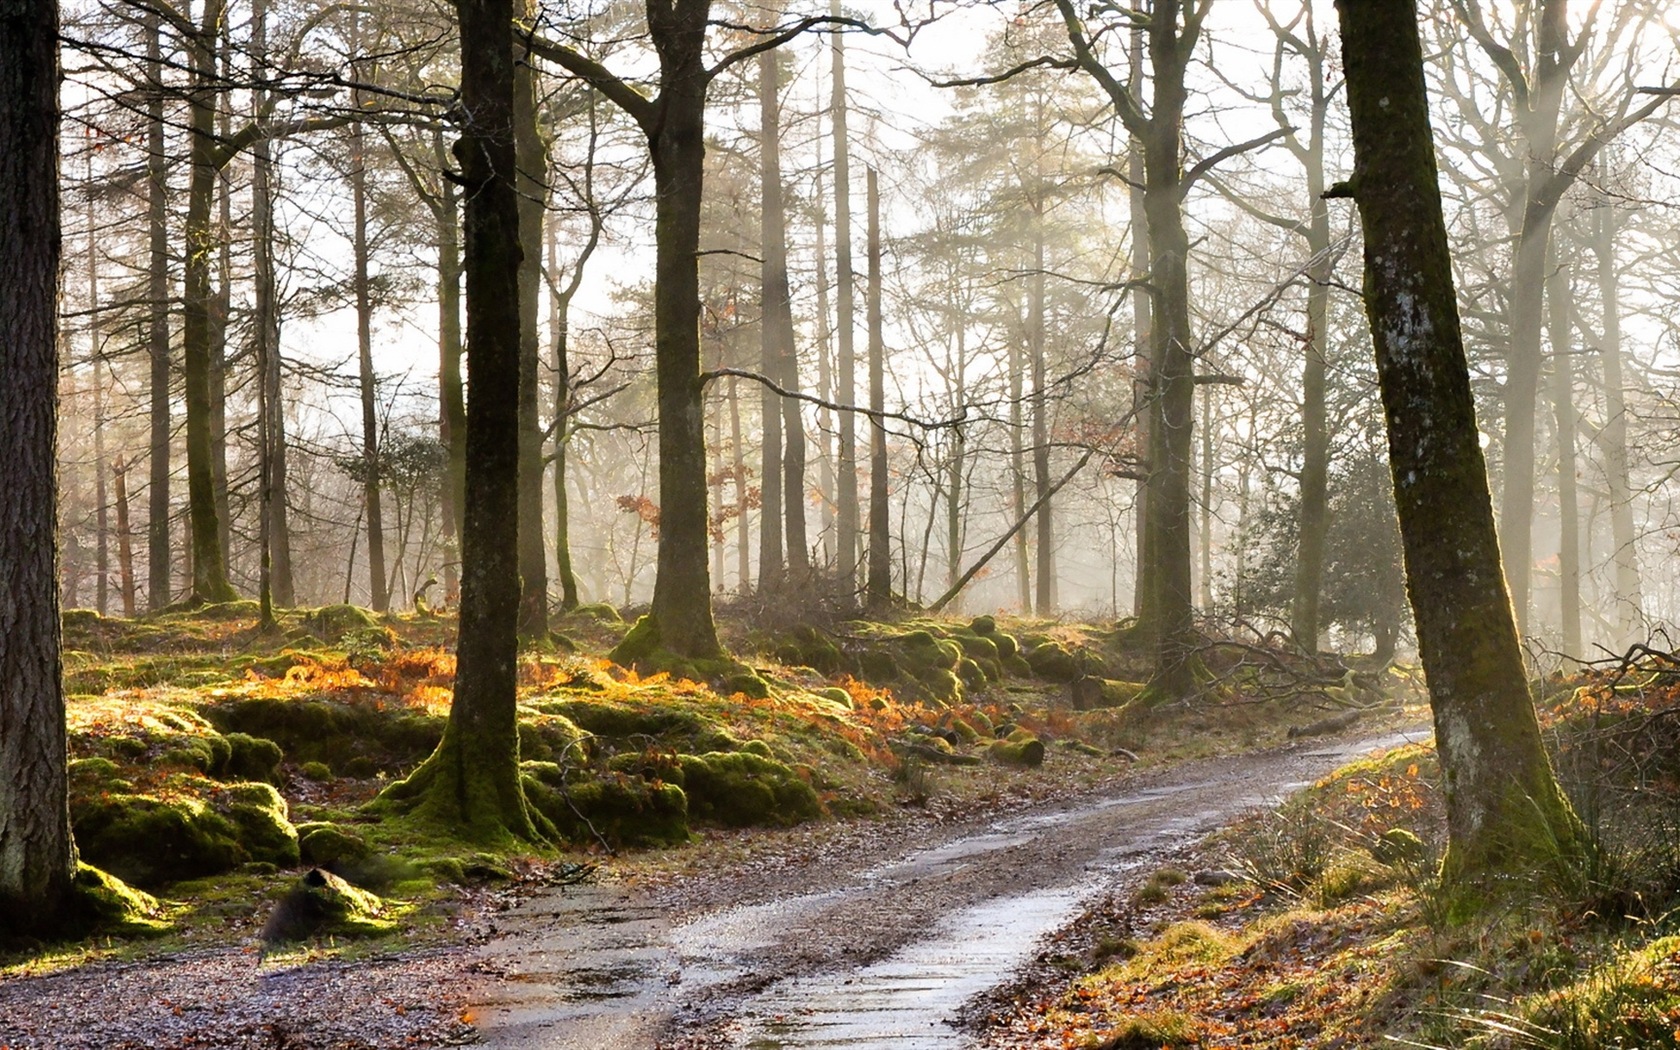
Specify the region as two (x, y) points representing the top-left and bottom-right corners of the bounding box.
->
(473, 728), (1429, 1049)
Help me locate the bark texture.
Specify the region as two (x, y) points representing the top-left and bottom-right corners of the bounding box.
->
(1335, 0), (1578, 881)
(381, 0), (537, 841)
(0, 0), (77, 929)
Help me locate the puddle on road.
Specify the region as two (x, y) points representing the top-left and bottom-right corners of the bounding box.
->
(731, 882), (1094, 1049)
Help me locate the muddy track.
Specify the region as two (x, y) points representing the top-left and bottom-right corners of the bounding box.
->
(472, 726), (1430, 1049)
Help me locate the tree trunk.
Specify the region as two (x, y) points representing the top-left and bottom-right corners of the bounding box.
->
(210, 32), (232, 569)
(251, 0), (284, 616)
(86, 164), (109, 617)
(730, 373), (749, 593)
(181, 0), (236, 604)
(636, 69), (723, 658)
(349, 68), (388, 613)
(515, 21), (548, 637)
(1591, 196), (1641, 644)
(114, 457), (137, 616)
(0, 0), (78, 929)
(814, 171), (836, 566)
(866, 167), (891, 609)
(380, 0), (539, 843)
(756, 53), (785, 591)
(548, 217), (580, 610)
(831, 3), (860, 589)
(435, 126), (466, 605)
(1136, 0), (1199, 696)
(1030, 185), (1053, 614)
(1011, 315), (1031, 614)
(1126, 22), (1151, 626)
(1291, 30), (1332, 648)
(146, 10), (171, 611)
(1547, 249), (1582, 656)
(1335, 0), (1578, 881)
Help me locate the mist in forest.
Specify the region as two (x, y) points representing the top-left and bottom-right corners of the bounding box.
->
(49, 0), (1680, 661)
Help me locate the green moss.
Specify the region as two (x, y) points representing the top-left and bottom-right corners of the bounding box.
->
(857, 649), (901, 681)
(1024, 641), (1080, 682)
(523, 773), (690, 848)
(992, 632), (1020, 660)
(816, 686), (853, 708)
(916, 667), (964, 705)
(722, 671), (771, 699)
(214, 782), (300, 867)
(68, 756), (131, 791)
(740, 739), (775, 759)
(300, 603), (379, 641)
(67, 863), (168, 936)
(954, 633), (999, 662)
(773, 624), (848, 675)
(260, 868), (393, 947)
(608, 614), (662, 666)
(72, 793), (246, 888)
(206, 696), (446, 776)
(516, 711), (590, 763)
(674, 751), (822, 828)
(968, 614), (997, 636)
(298, 761), (332, 781)
(223, 733), (284, 784)
(898, 630), (962, 672)
(956, 658), (989, 690)
(296, 823), (372, 868)
(990, 732), (1046, 767)
(573, 602), (623, 623)
(951, 718), (980, 744)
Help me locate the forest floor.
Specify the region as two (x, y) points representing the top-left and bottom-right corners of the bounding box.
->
(0, 596), (1545, 1050)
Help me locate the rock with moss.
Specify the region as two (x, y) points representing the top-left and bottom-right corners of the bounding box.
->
(72, 793), (248, 888)
(259, 868), (392, 952)
(991, 633), (1020, 660)
(224, 733), (284, 783)
(1370, 827), (1429, 868)
(990, 730), (1047, 767)
(816, 686), (854, 708)
(1024, 641), (1081, 682)
(773, 624), (849, 675)
(897, 630), (962, 674)
(915, 666), (964, 705)
(68, 864), (168, 936)
(296, 822), (372, 868)
(1071, 676), (1146, 711)
(573, 602), (623, 623)
(956, 658), (990, 691)
(206, 695), (446, 776)
(524, 772), (690, 848)
(517, 711), (591, 764)
(968, 614), (997, 636)
(721, 671), (771, 699)
(300, 603), (379, 642)
(856, 649), (901, 682)
(213, 782), (300, 867)
(159, 731), (233, 776)
(674, 751), (822, 827)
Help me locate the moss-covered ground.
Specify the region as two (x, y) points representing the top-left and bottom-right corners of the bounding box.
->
(7, 602), (1415, 974)
(996, 653), (1680, 1049)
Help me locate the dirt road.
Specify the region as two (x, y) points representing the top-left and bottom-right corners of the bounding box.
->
(473, 727), (1429, 1049)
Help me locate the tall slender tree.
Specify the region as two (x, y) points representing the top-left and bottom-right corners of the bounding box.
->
(1334, 0), (1578, 880)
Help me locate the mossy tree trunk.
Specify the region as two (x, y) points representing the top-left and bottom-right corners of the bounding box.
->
(0, 0), (78, 930)
(515, 15), (549, 638)
(1334, 0), (1578, 882)
(381, 0), (539, 842)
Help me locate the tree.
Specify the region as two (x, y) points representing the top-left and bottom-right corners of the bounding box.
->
(378, 0), (540, 842)
(532, 7), (864, 659)
(0, 0), (78, 928)
(1333, 0), (1578, 880)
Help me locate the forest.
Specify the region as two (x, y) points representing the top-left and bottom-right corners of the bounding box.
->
(7, 0), (1680, 1047)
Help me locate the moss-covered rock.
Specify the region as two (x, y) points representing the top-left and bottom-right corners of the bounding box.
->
(992, 632), (1020, 660)
(1071, 676), (1146, 711)
(968, 614), (997, 636)
(573, 602), (623, 623)
(990, 730), (1047, 767)
(224, 733), (284, 783)
(68, 863), (168, 936)
(72, 793), (247, 888)
(773, 624), (848, 675)
(517, 711), (590, 763)
(213, 782), (299, 868)
(857, 649), (901, 682)
(673, 751), (822, 827)
(300, 603), (379, 641)
(259, 868), (392, 949)
(916, 666), (964, 705)
(159, 731), (233, 776)
(722, 671), (771, 699)
(523, 772), (690, 848)
(816, 686), (854, 708)
(898, 630), (962, 673)
(206, 696), (446, 776)
(956, 658), (990, 690)
(296, 822), (372, 868)
(1024, 641), (1081, 682)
